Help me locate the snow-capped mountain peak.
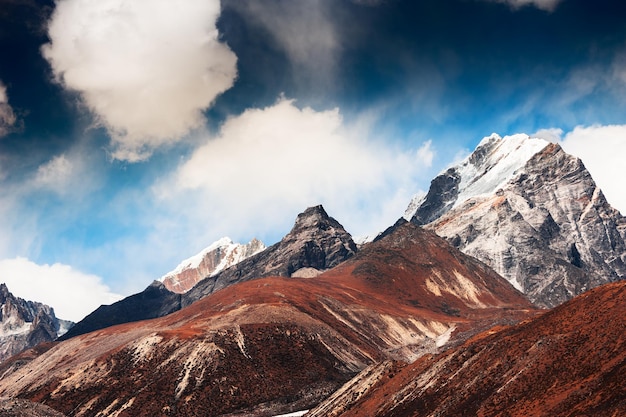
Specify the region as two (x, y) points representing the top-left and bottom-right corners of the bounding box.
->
(160, 237), (266, 293)
(454, 133), (549, 206)
(410, 133), (549, 225)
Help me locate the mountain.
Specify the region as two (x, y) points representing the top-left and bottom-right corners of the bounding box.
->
(309, 280), (626, 417)
(60, 205), (358, 340)
(160, 237), (265, 293)
(180, 205), (359, 303)
(403, 133), (626, 307)
(0, 283), (72, 362)
(0, 222), (534, 417)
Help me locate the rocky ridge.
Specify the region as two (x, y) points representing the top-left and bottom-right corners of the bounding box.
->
(405, 134), (626, 307)
(60, 205), (358, 340)
(309, 280), (626, 417)
(160, 237), (265, 293)
(0, 283), (72, 362)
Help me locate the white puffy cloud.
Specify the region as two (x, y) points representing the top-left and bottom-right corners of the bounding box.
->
(554, 125), (626, 214)
(0, 81), (16, 137)
(483, 0), (563, 12)
(42, 0), (237, 162)
(0, 257), (122, 322)
(160, 98), (433, 243)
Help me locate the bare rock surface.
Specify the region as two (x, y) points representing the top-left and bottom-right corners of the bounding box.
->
(0, 284), (72, 362)
(0, 398), (65, 417)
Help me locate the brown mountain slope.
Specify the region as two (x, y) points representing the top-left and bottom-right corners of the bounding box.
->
(0, 223), (535, 417)
(312, 280), (626, 417)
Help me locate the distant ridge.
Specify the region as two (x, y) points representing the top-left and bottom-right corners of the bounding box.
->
(61, 205), (358, 339)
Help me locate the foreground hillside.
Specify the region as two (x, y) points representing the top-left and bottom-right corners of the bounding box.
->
(0, 223), (533, 417)
(309, 280), (626, 417)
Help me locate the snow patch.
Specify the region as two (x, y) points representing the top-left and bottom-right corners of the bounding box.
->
(272, 411), (309, 417)
(435, 325), (456, 348)
(162, 237), (235, 279)
(453, 134), (549, 208)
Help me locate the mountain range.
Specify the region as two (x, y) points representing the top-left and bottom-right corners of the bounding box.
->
(0, 222), (534, 416)
(0, 134), (624, 416)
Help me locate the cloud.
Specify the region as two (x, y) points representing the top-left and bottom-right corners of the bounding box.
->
(0, 257), (122, 322)
(0, 81), (16, 137)
(553, 125), (626, 214)
(159, 98), (433, 243)
(42, 0), (237, 162)
(34, 154), (74, 191)
(229, 0), (340, 89)
(483, 0), (563, 12)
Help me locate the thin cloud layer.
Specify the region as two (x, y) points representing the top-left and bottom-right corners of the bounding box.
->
(0, 257), (122, 322)
(165, 98), (433, 242)
(484, 0), (562, 11)
(42, 0), (237, 162)
(0, 81), (16, 137)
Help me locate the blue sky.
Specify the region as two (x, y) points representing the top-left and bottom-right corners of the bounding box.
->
(1, 0), (626, 321)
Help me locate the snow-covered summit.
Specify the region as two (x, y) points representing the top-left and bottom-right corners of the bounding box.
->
(454, 133), (549, 207)
(161, 237), (266, 293)
(407, 133), (549, 224)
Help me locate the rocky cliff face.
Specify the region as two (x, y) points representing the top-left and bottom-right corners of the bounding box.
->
(160, 237), (265, 293)
(310, 280), (626, 417)
(405, 134), (626, 308)
(0, 283), (72, 361)
(61, 205), (359, 340)
(0, 221), (534, 417)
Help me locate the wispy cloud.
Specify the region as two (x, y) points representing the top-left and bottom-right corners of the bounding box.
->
(229, 0), (340, 91)
(482, 0), (563, 12)
(42, 0), (237, 162)
(0, 257), (121, 322)
(0, 81), (16, 137)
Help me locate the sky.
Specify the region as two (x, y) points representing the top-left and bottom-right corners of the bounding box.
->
(1, 0), (626, 321)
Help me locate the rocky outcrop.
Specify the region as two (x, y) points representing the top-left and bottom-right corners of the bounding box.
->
(405, 134), (626, 307)
(160, 237), (265, 293)
(61, 205), (358, 340)
(0, 221), (534, 417)
(311, 280), (626, 417)
(0, 398), (66, 417)
(0, 283), (72, 361)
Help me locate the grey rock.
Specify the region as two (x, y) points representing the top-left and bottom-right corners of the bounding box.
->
(0, 283), (72, 361)
(405, 136), (626, 308)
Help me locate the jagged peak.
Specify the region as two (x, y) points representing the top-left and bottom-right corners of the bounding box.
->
(293, 204), (331, 227)
(286, 204), (349, 239)
(454, 133), (550, 205)
(409, 133), (551, 225)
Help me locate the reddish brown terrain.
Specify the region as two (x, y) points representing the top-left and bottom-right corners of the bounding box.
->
(0, 223), (534, 416)
(310, 280), (626, 417)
